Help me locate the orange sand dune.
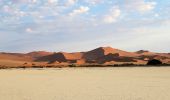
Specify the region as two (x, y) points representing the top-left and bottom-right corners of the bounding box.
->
(26, 51), (54, 58)
(0, 53), (33, 61)
(0, 47), (170, 67)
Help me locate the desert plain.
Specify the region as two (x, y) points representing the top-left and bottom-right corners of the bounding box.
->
(0, 67), (170, 100)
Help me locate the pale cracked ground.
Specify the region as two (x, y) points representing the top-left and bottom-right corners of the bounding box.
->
(0, 67), (170, 100)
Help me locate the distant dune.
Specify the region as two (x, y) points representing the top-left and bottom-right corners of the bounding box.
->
(0, 47), (170, 68)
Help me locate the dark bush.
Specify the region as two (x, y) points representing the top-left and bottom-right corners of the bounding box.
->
(147, 59), (162, 65)
(69, 64), (77, 67)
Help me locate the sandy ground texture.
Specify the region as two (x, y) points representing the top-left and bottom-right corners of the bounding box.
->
(0, 67), (170, 100)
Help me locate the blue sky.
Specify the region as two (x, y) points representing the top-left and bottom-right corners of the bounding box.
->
(0, 0), (170, 53)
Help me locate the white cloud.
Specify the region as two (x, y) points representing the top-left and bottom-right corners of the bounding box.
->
(69, 6), (89, 16)
(66, 0), (77, 6)
(103, 7), (121, 23)
(11, 0), (22, 3)
(3, 5), (11, 13)
(1, 0), (169, 53)
(26, 28), (34, 33)
(154, 13), (159, 17)
(85, 0), (104, 5)
(48, 0), (58, 4)
(31, 0), (37, 3)
(137, 2), (156, 12)
(125, 0), (156, 13)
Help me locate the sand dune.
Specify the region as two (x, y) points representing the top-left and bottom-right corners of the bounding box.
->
(0, 47), (170, 67)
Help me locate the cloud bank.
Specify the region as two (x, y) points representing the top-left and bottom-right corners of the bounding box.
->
(0, 0), (169, 52)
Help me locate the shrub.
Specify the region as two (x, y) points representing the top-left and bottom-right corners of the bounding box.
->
(147, 59), (162, 65)
(69, 64), (77, 67)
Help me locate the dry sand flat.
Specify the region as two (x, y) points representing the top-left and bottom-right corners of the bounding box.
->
(0, 67), (170, 100)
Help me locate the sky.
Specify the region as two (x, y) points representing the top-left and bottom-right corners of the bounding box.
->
(0, 0), (170, 53)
